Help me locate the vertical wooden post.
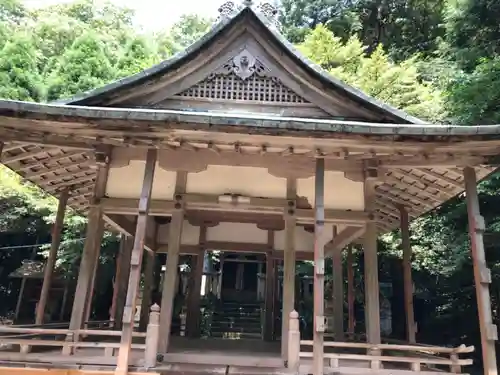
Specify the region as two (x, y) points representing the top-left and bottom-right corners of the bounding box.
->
(114, 234), (134, 330)
(83, 217), (104, 326)
(35, 188), (69, 325)
(139, 251), (157, 331)
(313, 158), (325, 375)
(140, 221), (158, 331)
(158, 171), (186, 353)
(144, 304), (161, 368)
(281, 178), (296, 359)
(15, 243), (38, 321)
(186, 225), (206, 337)
(59, 282), (69, 321)
(116, 149), (157, 375)
(64, 154), (109, 354)
(109, 242), (123, 328)
(464, 167), (498, 375)
(363, 172), (381, 369)
(288, 310), (300, 371)
(265, 230), (275, 341)
(400, 206), (416, 344)
(347, 246), (355, 337)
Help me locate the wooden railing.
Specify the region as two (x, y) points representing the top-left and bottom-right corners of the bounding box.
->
(287, 311), (474, 373)
(0, 304), (161, 369)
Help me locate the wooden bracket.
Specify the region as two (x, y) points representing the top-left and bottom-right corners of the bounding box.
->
(487, 324), (498, 341)
(474, 215), (485, 232)
(315, 315), (326, 332)
(480, 267), (492, 284)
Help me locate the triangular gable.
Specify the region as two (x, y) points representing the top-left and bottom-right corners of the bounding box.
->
(59, 4), (425, 124)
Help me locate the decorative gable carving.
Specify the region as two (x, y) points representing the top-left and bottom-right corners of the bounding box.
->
(173, 49), (308, 104)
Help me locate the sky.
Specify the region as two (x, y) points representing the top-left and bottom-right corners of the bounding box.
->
(22, 0), (223, 30)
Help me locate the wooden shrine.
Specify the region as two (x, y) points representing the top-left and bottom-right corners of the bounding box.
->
(0, 1), (498, 375)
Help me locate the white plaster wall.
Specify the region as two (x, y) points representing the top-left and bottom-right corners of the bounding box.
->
(106, 161), (176, 199)
(186, 165), (287, 198)
(297, 171), (364, 210)
(206, 222), (267, 244)
(156, 220), (200, 246)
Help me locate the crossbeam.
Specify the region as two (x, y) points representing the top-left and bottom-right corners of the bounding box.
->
(100, 196), (371, 224)
(325, 226), (366, 257)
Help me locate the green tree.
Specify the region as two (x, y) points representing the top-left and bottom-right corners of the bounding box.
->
(169, 14), (213, 50)
(0, 34), (43, 101)
(46, 32), (117, 101)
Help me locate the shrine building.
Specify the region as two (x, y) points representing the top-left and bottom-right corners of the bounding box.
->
(0, 2), (498, 375)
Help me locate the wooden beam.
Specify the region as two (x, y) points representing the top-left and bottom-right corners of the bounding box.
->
(463, 167), (498, 375)
(113, 234), (134, 330)
(35, 188), (69, 325)
(416, 168), (463, 189)
(2, 147), (60, 164)
(325, 226), (365, 257)
(158, 172), (187, 353)
(18, 151), (87, 172)
(100, 196), (371, 224)
(399, 206), (416, 344)
(363, 173), (382, 368)
(281, 178), (296, 359)
(139, 220), (158, 331)
(392, 169), (455, 197)
(313, 158), (325, 375)
(116, 148), (157, 375)
(64, 155), (109, 354)
(186, 226), (205, 338)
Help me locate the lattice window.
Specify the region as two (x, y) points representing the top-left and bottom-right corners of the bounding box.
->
(176, 72), (308, 103)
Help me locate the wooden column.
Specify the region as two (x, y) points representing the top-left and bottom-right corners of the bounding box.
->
(399, 206), (416, 343)
(346, 246), (355, 336)
(264, 231), (275, 341)
(113, 234), (134, 330)
(363, 172), (381, 367)
(116, 149), (157, 375)
(331, 245), (344, 340)
(281, 178), (296, 359)
(313, 158), (325, 375)
(83, 218), (104, 325)
(186, 226), (206, 337)
(158, 171), (186, 353)
(140, 221), (158, 331)
(36, 188), (69, 325)
(65, 156), (109, 353)
(464, 167), (498, 375)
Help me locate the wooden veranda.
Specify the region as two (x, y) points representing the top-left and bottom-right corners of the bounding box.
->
(0, 1), (498, 375)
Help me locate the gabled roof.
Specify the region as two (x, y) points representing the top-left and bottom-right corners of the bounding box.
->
(56, 3), (426, 125)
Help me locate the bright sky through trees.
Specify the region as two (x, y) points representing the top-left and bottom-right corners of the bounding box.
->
(23, 0), (222, 29)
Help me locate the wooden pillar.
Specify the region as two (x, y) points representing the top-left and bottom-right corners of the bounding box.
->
(399, 206), (416, 343)
(116, 149), (157, 375)
(363, 171), (381, 367)
(313, 158), (325, 375)
(59, 282), (69, 321)
(139, 221), (158, 331)
(346, 246), (355, 336)
(463, 167), (498, 375)
(186, 226), (206, 337)
(35, 188), (69, 325)
(113, 234), (134, 330)
(158, 172), (186, 353)
(140, 248), (157, 330)
(83, 218), (104, 325)
(65, 156), (109, 353)
(281, 178), (296, 359)
(331, 244), (344, 340)
(264, 230), (275, 341)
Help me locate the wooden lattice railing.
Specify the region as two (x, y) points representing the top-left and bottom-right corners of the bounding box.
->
(0, 305), (161, 369)
(287, 311), (474, 373)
